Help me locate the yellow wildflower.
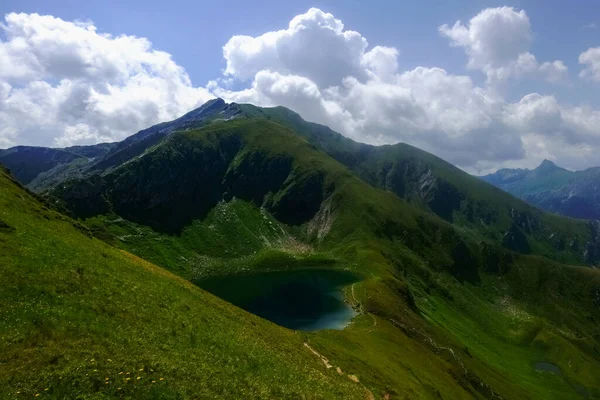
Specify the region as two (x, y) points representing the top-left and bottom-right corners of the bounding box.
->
(159, 377), (164, 381)
(137, 376), (141, 380)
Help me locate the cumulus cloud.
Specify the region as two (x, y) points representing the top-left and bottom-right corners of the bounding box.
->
(3, 8), (600, 173)
(0, 12), (213, 147)
(579, 47), (600, 81)
(222, 8), (399, 87)
(214, 7), (600, 172)
(439, 7), (568, 84)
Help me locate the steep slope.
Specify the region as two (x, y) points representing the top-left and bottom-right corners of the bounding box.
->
(237, 104), (600, 266)
(0, 98), (238, 192)
(482, 160), (600, 220)
(48, 118), (600, 399)
(0, 146), (82, 184)
(0, 143), (116, 191)
(8, 99), (600, 266)
(0, 165), (365, 399)
(88, 98), (241, 174)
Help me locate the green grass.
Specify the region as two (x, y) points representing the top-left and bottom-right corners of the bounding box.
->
(0, 167), (366, 399)
(238, 104), (598, 266)
(34, 118), (600, 398)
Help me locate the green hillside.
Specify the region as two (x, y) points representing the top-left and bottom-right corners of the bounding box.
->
(45, 118), (600, 399)
(0, 165), (366, 399)
(238, 104), (600, 266)
(7, 100), (599, 267)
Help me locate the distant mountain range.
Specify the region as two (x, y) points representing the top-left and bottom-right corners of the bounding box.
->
(481, 159), (600, 220)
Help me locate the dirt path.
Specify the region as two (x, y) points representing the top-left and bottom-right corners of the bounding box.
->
(349, 283), (378, 331)
(351, 283), (363, 313)
(303, 342), (375, 400)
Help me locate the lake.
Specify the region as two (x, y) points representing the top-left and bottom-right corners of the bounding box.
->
(195, 268), (358, 331)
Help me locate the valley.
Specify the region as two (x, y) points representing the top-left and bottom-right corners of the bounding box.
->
(1, 100), (600, 399)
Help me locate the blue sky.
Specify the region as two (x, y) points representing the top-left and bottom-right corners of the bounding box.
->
(3, 0), (598, 94)
(2, 0), (600, 173)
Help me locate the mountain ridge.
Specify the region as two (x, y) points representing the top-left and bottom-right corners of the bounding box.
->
(41, 114), (600, 398)
(3, 99), (600, 397)
(3, 99), (600, 266)
(482, 159), (600, 220)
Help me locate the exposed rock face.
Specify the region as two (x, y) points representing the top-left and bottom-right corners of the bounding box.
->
(379, 159), (464, 222)
(307, 196), (336, 242)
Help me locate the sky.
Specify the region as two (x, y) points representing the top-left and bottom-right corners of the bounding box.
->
(1, 0), (600, 174)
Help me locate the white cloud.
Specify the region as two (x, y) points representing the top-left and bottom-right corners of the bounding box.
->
(3, 8), (600, 174)
(439, 7), (567, 84)
(0, 12), (213, 147)
(579, 47), (600, 81)
(214, 8), (600, 173)
(222, 8), (398, 87)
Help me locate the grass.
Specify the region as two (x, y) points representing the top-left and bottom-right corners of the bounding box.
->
(0, 167), (366, 399)
(238, 104), (598, 266)
(27, 117), (600, 398)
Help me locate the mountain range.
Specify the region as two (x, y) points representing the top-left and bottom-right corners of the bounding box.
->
(1, 99), (600, 399)
(482, 160), (600, 220)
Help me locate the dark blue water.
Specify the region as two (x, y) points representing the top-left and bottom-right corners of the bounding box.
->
(195, 269), (358, 331)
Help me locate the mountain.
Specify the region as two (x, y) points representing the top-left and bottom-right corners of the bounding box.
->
(3, 100), (600, 398)
(237, 104), (600, 265)
(7, 100), (600, 265)
(0, 142), (116, 191)
(0, 98), (234, 192)
(0, 165), (363, 399)
(482, 160), (600, 220)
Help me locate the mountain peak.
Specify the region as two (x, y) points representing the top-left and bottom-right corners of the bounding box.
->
(538, 159), (557, 169)
(534, 159), (562, 174)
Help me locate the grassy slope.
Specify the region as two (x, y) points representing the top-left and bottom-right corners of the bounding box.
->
(238, 104), (597, 266)
(0, 166), (366, 399)
(49, 119), (600, 398)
